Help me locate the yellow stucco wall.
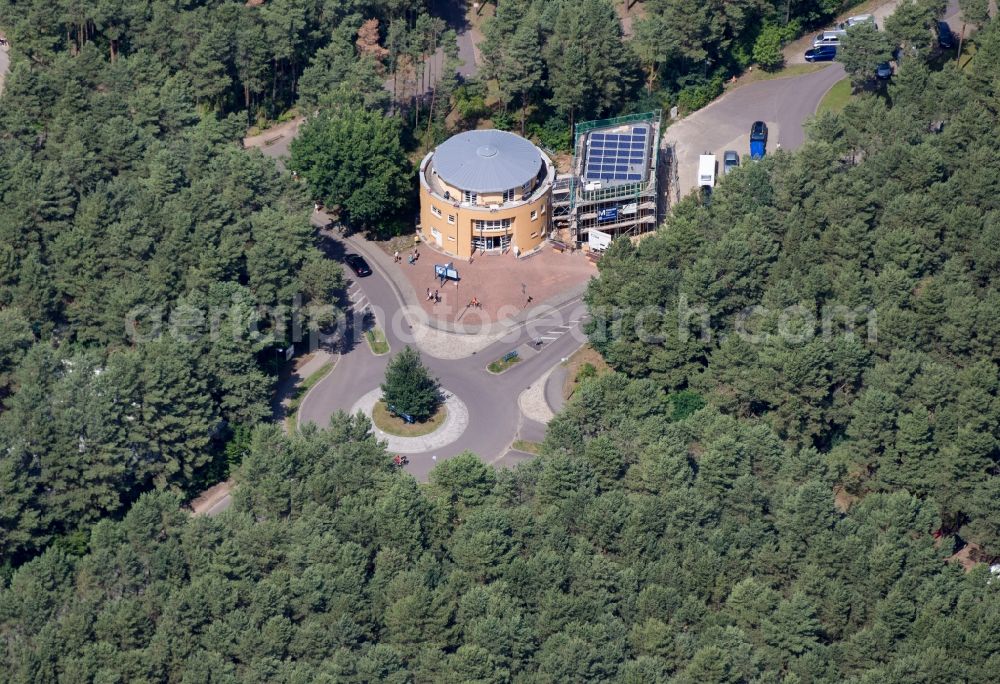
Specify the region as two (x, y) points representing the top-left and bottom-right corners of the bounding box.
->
(419, 185), (551, 259)
(417, 149), (553, 260)
(417, 145), (555, 259)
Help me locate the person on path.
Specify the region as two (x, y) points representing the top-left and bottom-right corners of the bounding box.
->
(434, 290), (440, 303)
(394, 250), (400, 263)
(426, 288), (432, 301)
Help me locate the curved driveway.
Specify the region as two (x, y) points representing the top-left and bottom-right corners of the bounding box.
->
(298, 232), (588, 481)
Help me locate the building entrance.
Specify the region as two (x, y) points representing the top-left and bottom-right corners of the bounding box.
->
(472, 235), (511, 252)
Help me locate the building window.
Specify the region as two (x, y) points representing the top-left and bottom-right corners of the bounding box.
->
(530, 231), (538, 238)
(530, 210), (538, 221)
(463, 190), (477, 204)
(431, 206), (442, 218)
(447, 214), (456, 224)
(503, 188), (515, 202)
(542, 203), (547, 214)
(430, 227), (441, 239)
(448, 236), (456, 242)
(472, 218), (513, 232)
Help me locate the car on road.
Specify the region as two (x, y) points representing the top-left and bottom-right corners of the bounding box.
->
(750, 121), (768, 159)
(345, 254), (372, 277)
(805, 45), (837, 62)
(723, 150), (739, 175)
(937, 21), (955, 50)
(876, 62), (893, 80)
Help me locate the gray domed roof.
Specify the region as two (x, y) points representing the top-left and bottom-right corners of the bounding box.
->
(432, 130), (543, 193)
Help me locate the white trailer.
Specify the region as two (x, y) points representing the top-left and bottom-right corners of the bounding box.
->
(698, 154), (716, 188)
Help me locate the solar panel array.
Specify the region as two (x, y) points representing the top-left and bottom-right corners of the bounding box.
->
(584, 126), (649, 183)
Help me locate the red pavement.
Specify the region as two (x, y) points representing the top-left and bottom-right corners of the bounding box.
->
(393, 246), (596, 324)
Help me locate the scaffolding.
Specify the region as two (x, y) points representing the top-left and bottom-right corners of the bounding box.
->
(556, 111), (663, 248)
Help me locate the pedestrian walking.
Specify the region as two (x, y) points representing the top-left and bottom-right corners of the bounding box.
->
(434, 290), (440, 303)
(394, 250), (400, 263)
(426, 288), (432, 301)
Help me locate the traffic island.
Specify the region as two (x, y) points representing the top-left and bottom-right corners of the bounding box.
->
(365, 327), (390, 355)
(350, 388), (469, 453)
(372, 401), (447, 437)
(488, 350), (522, 374)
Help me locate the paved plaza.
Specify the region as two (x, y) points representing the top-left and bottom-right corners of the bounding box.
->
(393, 245), (596, 325)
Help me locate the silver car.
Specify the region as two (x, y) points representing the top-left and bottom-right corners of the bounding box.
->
(723, 150), (739, 175)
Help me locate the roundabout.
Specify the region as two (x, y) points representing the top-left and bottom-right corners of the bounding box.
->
(351, 387), (469, 453)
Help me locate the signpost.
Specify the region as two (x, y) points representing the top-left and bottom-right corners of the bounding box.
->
(434, 262), (460, 282)
(589, 228), (613, 251)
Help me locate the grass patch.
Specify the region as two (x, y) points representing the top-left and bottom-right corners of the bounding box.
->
(562, 345), (613, 400)
(817, 77), (852, 116)
(511, 439), (541, 455)
(285, 361), (335, 431)
(372, 401), (447, 437)
(365, 327), (389, 355)
(488, 353), (522, 374)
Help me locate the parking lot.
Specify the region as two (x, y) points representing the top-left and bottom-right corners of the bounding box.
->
(664, 64), (843, 198)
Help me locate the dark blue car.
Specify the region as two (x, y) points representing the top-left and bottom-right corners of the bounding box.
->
(805, 45), (837, 62)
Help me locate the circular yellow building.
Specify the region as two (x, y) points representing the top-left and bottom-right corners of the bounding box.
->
(418, 129), (554, 259)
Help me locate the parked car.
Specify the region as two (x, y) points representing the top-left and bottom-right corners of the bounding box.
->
(805, 45), (837, 62)
(345, 254), (372, 277)
(813, 30), (845, 48)
(876, 62), (893, 79)
(937, 21), (955, 49)
(723, 150), (739, 175)
(839, 14), (875, 30)
(750, 121), (768, 160)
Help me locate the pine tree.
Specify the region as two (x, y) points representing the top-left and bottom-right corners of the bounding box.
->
(380, 346), (440, 422)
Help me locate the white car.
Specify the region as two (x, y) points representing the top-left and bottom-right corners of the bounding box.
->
(839, 14), (876, 30)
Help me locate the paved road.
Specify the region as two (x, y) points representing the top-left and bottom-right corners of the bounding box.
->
(388, 0), (479, 99)
(297, 231), (586, 482)
(0, 41), (9, 96)
(786, 0), (903, 65)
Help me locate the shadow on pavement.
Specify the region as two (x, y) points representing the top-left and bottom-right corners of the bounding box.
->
(431, 0), (471, 32)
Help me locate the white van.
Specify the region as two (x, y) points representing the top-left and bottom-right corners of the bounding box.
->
(698, 154), (716, 188)
(813, 30), (845, 48)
